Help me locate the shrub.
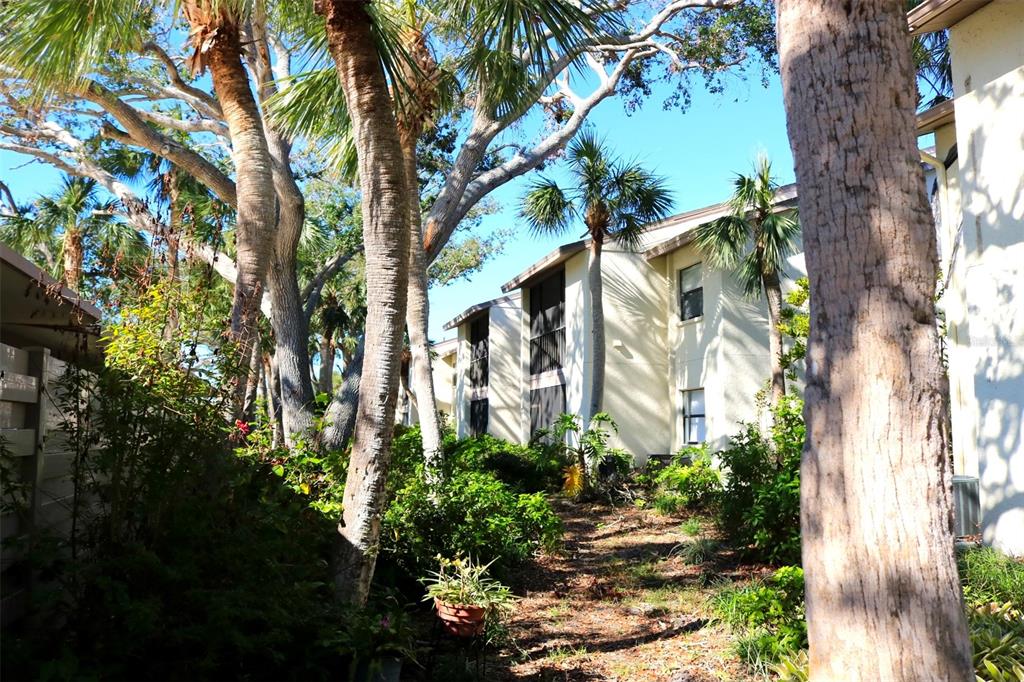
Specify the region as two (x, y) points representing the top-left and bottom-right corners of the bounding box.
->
(652, 445), (722, 514)
(716, 395), (803, 564)
(715, 565), (807, 671)
(1, 285), (345, 681)
(448, 433), (565, 493)
(381, 462), (562, 580)
(538, 412), (631, 499)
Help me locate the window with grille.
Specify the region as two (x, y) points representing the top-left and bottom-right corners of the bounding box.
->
(530, 384), (566, 436)
(468, 313), (489, 389)
(469, 398), (489, 436)
(529, 269), (565, 375)
(679, 263), (703, 321)
(681, 388), (706, 444)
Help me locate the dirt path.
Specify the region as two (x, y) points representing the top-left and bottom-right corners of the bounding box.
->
(494, 499), (769, 681)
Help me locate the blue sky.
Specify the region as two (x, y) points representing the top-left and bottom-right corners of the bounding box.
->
(0, 71), (797, 342)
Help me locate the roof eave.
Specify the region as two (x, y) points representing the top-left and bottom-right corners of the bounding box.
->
(915, 98), (956, 134)
(499, 240), (587, 293)
(907, 0), (992, 34)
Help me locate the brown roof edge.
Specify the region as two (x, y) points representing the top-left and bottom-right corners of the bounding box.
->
(907, 0), (992, 34)
(442, 291), (521, 331)
(916, 99), (956, 134)
(643, 183), (799, 261)
(1, 242), (103, 321)
(499, 240), (586, 293)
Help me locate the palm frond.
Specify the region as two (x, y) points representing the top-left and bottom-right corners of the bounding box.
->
(0, 0), (151, 97)
(520, 177), (574, 236)
(736, 249), (763, 298)
(693, 215), (749, 269)
(607, 163), (673, 251)
(758, 209), (800, 275)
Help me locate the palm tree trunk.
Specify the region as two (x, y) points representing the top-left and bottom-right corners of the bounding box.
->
(322, 0), (411, 607)
(775, 0), (971, 678)
(318, 326), (335, 396)
(62, 227), (84, 291)
(401, 135), (445, 476)
(761, 269), (786, 405)
(62, 225), (83, 288)
(588, 235), (605, 418)
(195, 8), (277, 405)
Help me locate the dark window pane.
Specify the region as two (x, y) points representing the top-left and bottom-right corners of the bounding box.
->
(468, 313), (489, 387)
(470, 399), (488, 436)
(529, 269), (566, 374)
(681, 287), (703, 321)
(530, 384), (566, 435)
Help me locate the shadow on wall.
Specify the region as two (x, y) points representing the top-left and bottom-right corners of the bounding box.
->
(955, 82), (1024, 552)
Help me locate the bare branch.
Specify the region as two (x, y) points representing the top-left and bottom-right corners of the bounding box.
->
(142, 41), (223, 117)
(134, 108), (229, 137)
(302, 247), (362, 323)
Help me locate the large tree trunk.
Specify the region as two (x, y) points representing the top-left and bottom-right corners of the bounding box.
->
(62, 227), (84, 291)
(321, 335), (365, 452)
(761, 269), (787, 405)
(775, 1), (971, 679)
(194, 9), (277, 403)
(323, 0), (411, 606)
(401, 136), (445, 474)
(587, 235), (605, 420)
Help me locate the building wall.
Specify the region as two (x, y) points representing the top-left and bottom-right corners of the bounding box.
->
(432, 351), (456, 419)
(947, 0), (1024, 555)
(563, 252), (590, 423)
(453, 325), (470, 439)
(487, 297), (523, 442)
(662, 242), (807, 454)
(596, 249), (671, 462)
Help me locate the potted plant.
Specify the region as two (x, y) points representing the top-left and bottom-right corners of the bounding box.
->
(333, 596), (417, 682)
(422, 556), (515, 637)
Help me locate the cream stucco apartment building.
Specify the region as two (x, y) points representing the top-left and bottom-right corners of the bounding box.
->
(442, 186), (805, 459)
(433, 0), (1022, 555)
(910, 0), (1024, 555)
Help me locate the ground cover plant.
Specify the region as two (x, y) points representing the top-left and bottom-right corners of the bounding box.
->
(651, 445), (723, 514)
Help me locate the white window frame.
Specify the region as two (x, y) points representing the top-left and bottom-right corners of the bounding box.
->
(681, 388), (706, 445)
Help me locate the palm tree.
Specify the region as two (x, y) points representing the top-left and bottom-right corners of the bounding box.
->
(0, 176), (145, 291)
(520, 132), (673, 418)
(693, 158), (799, 406)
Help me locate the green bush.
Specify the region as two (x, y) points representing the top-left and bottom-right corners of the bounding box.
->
(448, 432), (565, 493)
(716, 395), (803, 564)
(715, 565), (806, 671)
(381, 461), (562, 580)
(652, 446), (722, 514)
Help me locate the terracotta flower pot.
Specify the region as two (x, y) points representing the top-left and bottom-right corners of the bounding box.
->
(434, 598), (486, 637)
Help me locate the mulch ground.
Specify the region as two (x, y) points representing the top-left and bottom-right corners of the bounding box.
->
(483, 499), (773, 681)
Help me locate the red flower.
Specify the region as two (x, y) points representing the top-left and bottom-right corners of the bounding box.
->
(235, 419), (251, 436)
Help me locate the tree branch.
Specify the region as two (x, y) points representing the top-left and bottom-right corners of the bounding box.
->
(142, 41), (223, 117)
(302, 247), (361, 323)
(82, 80), (237, 206)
